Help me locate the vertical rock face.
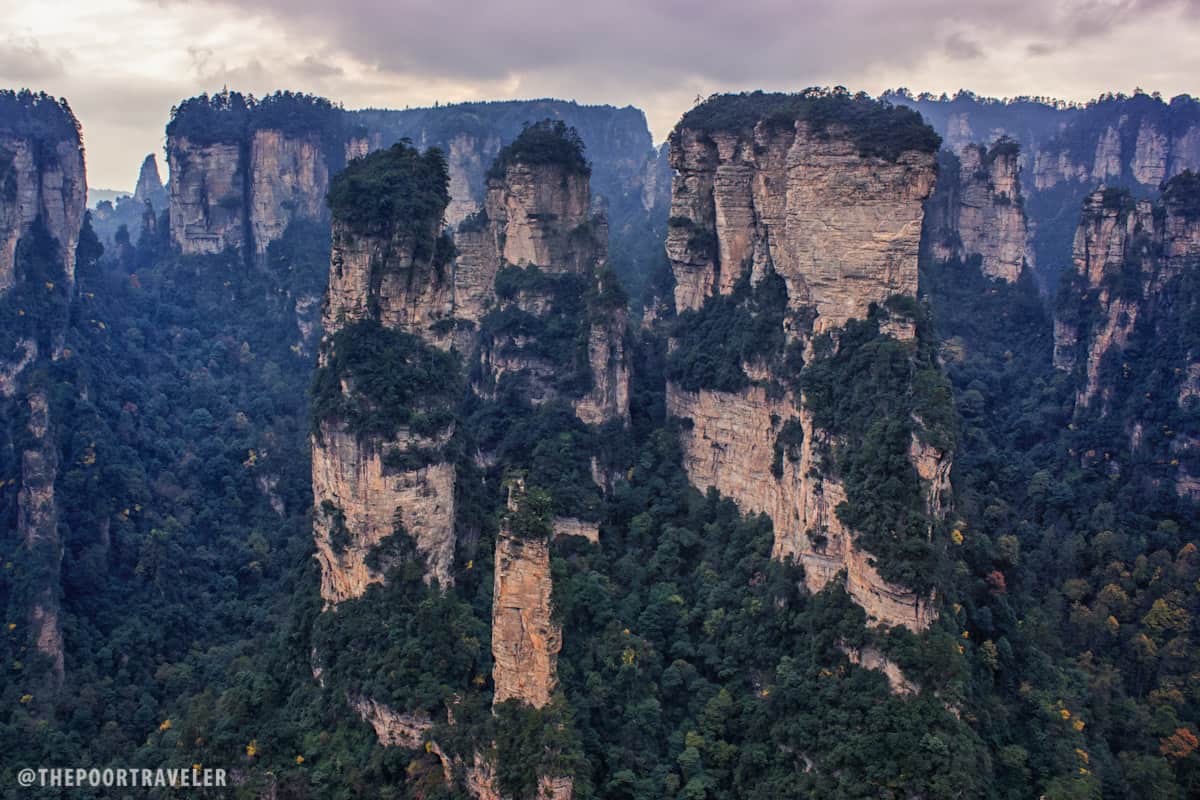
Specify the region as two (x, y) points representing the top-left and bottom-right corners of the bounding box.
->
(492, 527), (560, 708)
(167, 137), (246, 256)
(472, 124), (629, 425)
(18, 390), (64, 683)
(312, 423), (456, 602)
(667, 120), (934, 332)
(0, 130), (86, 293)
(664, 93), (944, 631)
(168, 130), (334, 258)
(1054, 175), (1200, 496)
(248, 129), (330, 260)
(313, 143), (460, 600)
(132, 153), (167, 212)
(925, 140), (1030, 282)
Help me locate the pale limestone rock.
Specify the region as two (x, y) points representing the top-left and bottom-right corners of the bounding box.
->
(0, 135), (85, 293)
(492, 529), (560, 708)
(311, 422), (455, 602)
(168, 137), (245, 255)
(667, 121), (935, 334)
(132, 153), (167, 211)
(18, 391), (64, 682)
(573, 311), (631, 426)
(1132, 121), (1168, 185)
(248, 129), (330, 259)
(1091, 123), (1124, 181)
(842, 644), (916, 695)
(666, 385), (937, 631)
(928, 142), (1030, 282)
(351, 695), (434, 748)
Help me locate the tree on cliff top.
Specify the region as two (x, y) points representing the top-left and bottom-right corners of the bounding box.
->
(678, 87), (941, 162)
(325, 140), (450, 237)
(487, 119), (591, 179)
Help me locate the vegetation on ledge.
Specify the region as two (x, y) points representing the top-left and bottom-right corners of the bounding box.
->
(679, 88), (941, 162)
(486, 119), (591, 179)
(326, 140), (450, 238)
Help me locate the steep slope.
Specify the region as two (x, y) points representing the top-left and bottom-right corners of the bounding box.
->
(312, 142), (460, 600)
(0, 90), (85, 690)
(1053, 174), (1200, 497)
(923, 138), (1031, 282)
(663, 90), (949, 631)
(889, 89), (1200, 289)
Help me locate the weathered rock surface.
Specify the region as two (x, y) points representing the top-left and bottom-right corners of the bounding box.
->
(1054, 181), (1200, 496)
(248, 129), (330, 259)
(132, 153), (167, 211)
(666, 122), (935, 332)
(18, 391), (64, 683)
(925, 141), (1030, 282)
(312, 422), (456, 603)
(167, 137), (246, 255)
(492, 528), (560, 708)
(350, 695), (434, 748)
(0, 133), (86, 293)
(667, 386), (937, 630)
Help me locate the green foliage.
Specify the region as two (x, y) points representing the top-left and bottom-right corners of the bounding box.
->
(326, 140), (450, 237)
(799, 301), (955, 592)
(770, 418), (804, 479)
(486, 119), (591, 179)
(666, 272), (789, 393)
(680, 88), (941, 161)
(1162, 170), (1200, 219)
(166, 89), (342, 150)
(310, 318), (462, 440)
(0, 89), (81, 154)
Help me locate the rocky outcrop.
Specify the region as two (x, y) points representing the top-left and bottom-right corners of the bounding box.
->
(1054, 176), (1200, 496)
(18, 391), (64, 683)
(666, 120), (934, 332)
(573, 308), (630, 426)
(842, 644), (917, 695)
(351, 695), (434, 748)
(168, 129), (334, 259)
(492, 526), (560, 708)
(667, 387), (938, 630)
(248, 129), (330, 260)
(925, 140), (1030, 282)
(167, 137), (245, 255)
(132, 153), (167, 212)
(312, 422), (456, 603)
(0, 131), (86, 293)
(664, 94), (943, 631)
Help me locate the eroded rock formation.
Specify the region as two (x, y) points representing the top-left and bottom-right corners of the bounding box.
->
(925, 140), (1030, 282)
(491, 526), (560, 708)
(0, 129), (85, 293)
(132, 153), (167, 212)
(1054, 176), (1200, 496)
(664, 94), (945, 631)
(666, 120), (934, 330)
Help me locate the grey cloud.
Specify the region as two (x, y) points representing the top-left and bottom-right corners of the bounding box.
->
(293, 55), (344, 79)
(0, 34), (66, 82)
(945, 32), (984, 60)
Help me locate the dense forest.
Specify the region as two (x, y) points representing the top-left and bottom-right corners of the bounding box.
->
(0, 85), (1197, 800)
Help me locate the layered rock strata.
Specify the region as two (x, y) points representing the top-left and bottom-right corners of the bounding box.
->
(665, 95), (944, 631)
(925, 140), (1030, 282)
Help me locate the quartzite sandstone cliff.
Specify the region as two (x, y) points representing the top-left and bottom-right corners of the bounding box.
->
(665, 97), (944, 631)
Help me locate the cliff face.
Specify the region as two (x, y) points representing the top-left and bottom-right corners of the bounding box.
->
(0, 97), (86, 692)
(312, 423), (456, 602)
(0, 133), (86, 293)
(248, 129), (330, 260)
(18, 390), (64, 683)
(925, 140), (1030, 282)
(313, 143), (460, 598)
(664, 95), (944, 631)
(1054, 177), (1200, 497)
(167, 137), (246, 256)
(666, 122), (934, 332)
(492, 526), (560, 708)
(132, 153), (167, 212)
(168, 129), (332, 259)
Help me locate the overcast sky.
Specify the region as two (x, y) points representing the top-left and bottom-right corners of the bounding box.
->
(3, 0), (1200, 189)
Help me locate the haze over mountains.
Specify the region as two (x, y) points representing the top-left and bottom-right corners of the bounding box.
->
(0, 77), (1197, 799)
